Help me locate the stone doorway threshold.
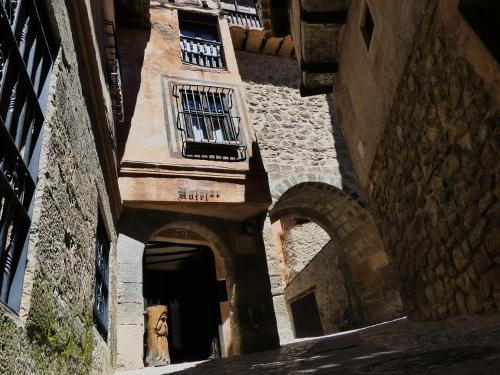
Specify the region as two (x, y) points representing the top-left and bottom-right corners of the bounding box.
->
(115, 360), (207, 375)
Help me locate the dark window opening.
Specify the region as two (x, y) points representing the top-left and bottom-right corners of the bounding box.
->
(179, 13), (225, 68)
(93, 215), (110, 341)
(0, 0), (56, 312)
(459, 0), (500, 62)
(144, 243), (224, 363)
(173, 83), (246, 161)
(360, 2), (374, 50)
(290, 292), (323, 338)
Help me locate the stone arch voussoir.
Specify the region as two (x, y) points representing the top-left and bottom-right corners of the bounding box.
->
(270, 173), (342, 206)
(269, 181), (404, 324)
(270, 173), (366, 209)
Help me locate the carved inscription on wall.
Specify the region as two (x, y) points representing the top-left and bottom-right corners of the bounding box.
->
(175, 230), (187, 238)
(178, 188), (221, 201)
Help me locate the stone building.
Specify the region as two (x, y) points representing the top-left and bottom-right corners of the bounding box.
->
(0, 0), (497, 374)
(236, 48), (402, 342)
(259, 0), (499, 321)
(0, 0), (121, 374)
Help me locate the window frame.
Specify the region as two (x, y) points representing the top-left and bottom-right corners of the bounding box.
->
(172, 83), (247, 161)
(178, 11), (226, 69)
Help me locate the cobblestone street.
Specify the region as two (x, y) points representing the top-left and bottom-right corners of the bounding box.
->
(116, 315), (500, 375)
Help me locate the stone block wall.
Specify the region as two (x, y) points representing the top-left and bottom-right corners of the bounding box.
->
(262, 217), (295, 343)
(116, 235), (145, 370)
(281, 222), (330, 283)
(238, 50), (350, 343)
(366, 7), (500, 321)
(0, 1), (118, 374)
(236, 50), (346, 199)
(285, 241), (351, 334)
(238, 50), (400, 340)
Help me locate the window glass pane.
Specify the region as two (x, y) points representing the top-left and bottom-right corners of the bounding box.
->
(174, 84), (245, 160)
(236, 0), (257, 8)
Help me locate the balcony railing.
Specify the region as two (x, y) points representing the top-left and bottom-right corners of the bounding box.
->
(221, 0), (262, 28)
(104, 20), (125, 127)
(180, 36), (224, 69)
(226, 10), (262, 28)
(173, 84), (246, 161)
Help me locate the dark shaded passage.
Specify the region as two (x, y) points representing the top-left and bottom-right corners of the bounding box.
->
(144, 244), (222, 363)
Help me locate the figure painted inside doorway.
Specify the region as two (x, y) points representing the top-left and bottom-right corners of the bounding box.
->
(145, 305), (171, 366)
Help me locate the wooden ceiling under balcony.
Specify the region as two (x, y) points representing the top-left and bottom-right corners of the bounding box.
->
(258, 0), (350, 96)
(222, 1), (295, 57)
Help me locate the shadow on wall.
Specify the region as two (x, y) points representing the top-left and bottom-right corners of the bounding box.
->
(236, 50), (301, 89)
(115, 24), (151, 161)
(236, 50), (366, 207)
(327, 97), (367, 208)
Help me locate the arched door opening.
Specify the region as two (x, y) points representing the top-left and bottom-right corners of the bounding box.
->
(267, 182), (404, 338)
(143, 241), (224, 364)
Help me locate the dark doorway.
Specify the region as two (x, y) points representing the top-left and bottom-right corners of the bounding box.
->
(143, 242), (222, 363)
(290, 292), (323, 338)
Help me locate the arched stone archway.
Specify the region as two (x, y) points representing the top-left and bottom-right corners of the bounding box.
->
(271, 182), (367, 235)
(150, 221), (230, 281)
(269, 182), (403, 333)
(270, 173), (367, 210)
(115, 209), (279, 369)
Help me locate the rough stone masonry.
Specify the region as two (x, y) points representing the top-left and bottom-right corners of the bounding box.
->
(367, 7), (500, 321)
(0, 0), (117, 374)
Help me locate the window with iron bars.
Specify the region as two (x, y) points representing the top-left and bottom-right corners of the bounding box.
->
(179, 13), (225, 69)
(93, 215), (110, 341)
(0, 0), (56, 311)
(173, 84), (246, 161)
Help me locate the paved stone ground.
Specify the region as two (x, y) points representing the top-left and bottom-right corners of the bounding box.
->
(116, 315), (500, 375)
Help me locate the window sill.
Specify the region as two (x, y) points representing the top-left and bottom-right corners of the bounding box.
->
(184, 141), (246, 161)
(181, 62), (229, 73)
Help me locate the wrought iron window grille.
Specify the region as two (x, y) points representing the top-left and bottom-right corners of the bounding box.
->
(1, 0), (56, 311)
(103, 20), (125, 126)
(173, 83), (246, 161)
(93, 216), (110, 341)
